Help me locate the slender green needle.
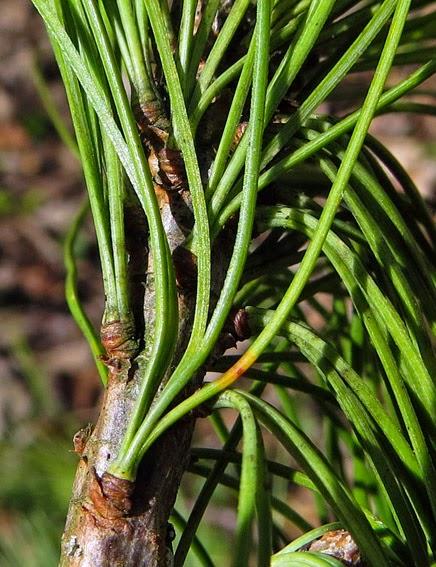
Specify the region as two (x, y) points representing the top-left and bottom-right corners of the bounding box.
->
(215, 61), (436, 235)
(271, 551), (349, 567)
(103, 134), (130, 319)
(145, 0), (211, 349)
(31, 56), (79, 158)
(189, 0), (252, 104)
(80, 0), (177, 433)
(216, 0), (413, 382)
(116, 0), (156, 106)
(64, 200), (108, 385)
(178, 0), (197, 92)
(214, 391), (260, 567)
(185, 0), (221, 99)
(210, 0), (336, 217)
(111, 0), (272, 479)
(171, 510), (215, 567)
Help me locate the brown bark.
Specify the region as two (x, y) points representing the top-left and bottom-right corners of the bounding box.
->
(59, 71), (239, 565)
(59, 180), (221, 565)
(60, 376), (195, 566)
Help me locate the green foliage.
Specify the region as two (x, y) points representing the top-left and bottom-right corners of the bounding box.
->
(31, 0), (436, 565)
(0, 435), (76, 566)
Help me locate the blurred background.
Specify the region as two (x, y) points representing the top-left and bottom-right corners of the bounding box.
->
(0, 2), (103, 564)
(0, 1), (435, 565)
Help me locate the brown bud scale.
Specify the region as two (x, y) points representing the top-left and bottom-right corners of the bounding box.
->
(232, 308), (251, 341)
(101, 320), (138, 361)
(89, 468), (135, 520)
(157, 147), (186, 191)
(308, 530), (362, 566)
